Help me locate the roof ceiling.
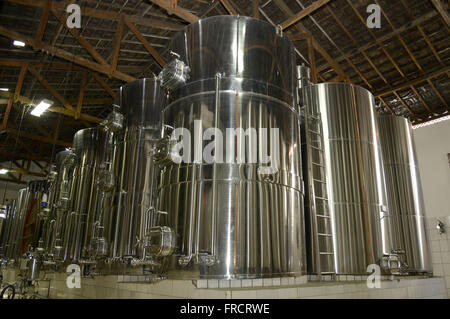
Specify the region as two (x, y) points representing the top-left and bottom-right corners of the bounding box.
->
(0, 0), (449, 183)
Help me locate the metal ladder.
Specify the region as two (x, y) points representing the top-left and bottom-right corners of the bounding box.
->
(304, 109), (335, 280)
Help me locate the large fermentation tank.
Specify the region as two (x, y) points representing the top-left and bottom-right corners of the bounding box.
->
(377, 114), (432, 273)
(115, 78), (166, 261)
(68, 127), (119, 262)
(50, 150), (77, 261)
(300, 83), (392, 274)
(4, 189), (27, 261)
(156, 16), (305, 279)
(0, 202), (17, 260)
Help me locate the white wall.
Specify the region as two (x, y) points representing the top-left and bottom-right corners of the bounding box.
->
(413, 120), (450, 218)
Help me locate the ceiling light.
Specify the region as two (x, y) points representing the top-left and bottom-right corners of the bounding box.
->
(13, 40), (25, 47)
(0, 88), (9, 91)
(31, 99), (53, 117)
(0, 169), (9, 174)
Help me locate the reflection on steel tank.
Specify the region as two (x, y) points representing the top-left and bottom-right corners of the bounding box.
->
(377, 114), (432, 274)
(153, 16), (306, 279)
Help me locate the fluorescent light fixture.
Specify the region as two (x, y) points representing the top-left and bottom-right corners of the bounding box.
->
(31, 99), (53, 117)
(13, 40), (25, 47)
(0, 88), (9, 91)
(0, 169), (9, 174)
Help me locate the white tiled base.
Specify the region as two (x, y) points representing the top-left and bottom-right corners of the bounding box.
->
(2, 268), (447, 299)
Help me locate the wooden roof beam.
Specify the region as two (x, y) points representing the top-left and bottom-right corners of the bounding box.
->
(0, 90), (104, 124)
(0, 26), (136, 83)
(4, 0), (184, 31)
(374, 66), (450, 97)
(219, 0), (238, 15)
(431, 0), (450, 29)
(52, 9), (109, 67)
(280, 0), (331, 30)
(149, 0), (199, 23)
(1, 63), (27, 131)
(124, 18), (166, 68)
(316, 10), (438, 72)
(35, 0), (52, 48)
(6, 128), (72, 147)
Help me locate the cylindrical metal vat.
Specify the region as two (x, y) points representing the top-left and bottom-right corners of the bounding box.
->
(116, 78), (166, 260)
(377, 114), (432, 273)
(301, 83), (392, 274)
(5, 189), (27, 261)
(49, 150), (77, 261)
(156, 16), (305, 279)
(69, 127), (119, 261)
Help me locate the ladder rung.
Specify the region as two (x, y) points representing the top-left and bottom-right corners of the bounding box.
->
(319, 252), (334, 255)
(315, 196), (329, 201)
(316, 214), (331, 219)
(317, 233), (333, 237)
(309, 145), (324, 152)
(313, 179), (327, 184)
(312, 162), (326, 168)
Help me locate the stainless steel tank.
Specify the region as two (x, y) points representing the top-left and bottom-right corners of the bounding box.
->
(49, 150), (77, 261)
(377, 114), (432, 273)
(154, 16), (305, 279)
(115, 78), (166, 261)
(69, 127), (119, 262)
(5, 189), (27, 261)
(0, 202), (16, 260)
(300, 83), (392, 274)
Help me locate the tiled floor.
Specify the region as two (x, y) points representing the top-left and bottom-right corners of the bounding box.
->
(4, 270), (444, 299)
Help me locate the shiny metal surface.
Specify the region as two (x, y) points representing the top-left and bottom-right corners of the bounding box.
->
(5, 189), (27, 260)
(116, 78), (166, 260)
(69, 127), (119, 261)
(50, 150), (77, 261)
(156, 16), (305, 279)
(300, 83), (392, 274)
(377, 114), (432, 273)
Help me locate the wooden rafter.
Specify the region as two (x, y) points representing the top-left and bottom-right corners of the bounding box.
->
(431, 0), (450, 29)
(124, 19), (166, 68)
(0, 86), (104, 124)
(149, 0), (199, 23)
(427, 79), (449, 111)
(393, 91), (416, 119)
(6, 128), (71, 147)
(1, 62), (27, 130)
(280, 0), (331, 30)
(76, 71), (89, 119)
(271, 0), (348, 81)
(325, 6), (373, 88)
(35, 0), (52, 48)
(409, 85), (434, 115)
(90, 72), (115, 99)
(316, 10), (438, 72)
(111, 15), (125, 73)
(52, 9), (110, 67)
(219, 0), (238, 15)
(253, 0), (260, 19)
(374, 66), (450, 97)
(346, 0), (405, 80)
(307, 36), (317, 83)
(0, 26), (136, 83)
(4, 0), (184, 31)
